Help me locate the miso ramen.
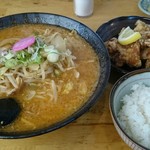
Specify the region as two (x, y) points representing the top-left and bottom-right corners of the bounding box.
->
(0, 24), (100, 132)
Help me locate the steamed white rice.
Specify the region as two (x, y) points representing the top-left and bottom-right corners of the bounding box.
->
(118, 83), (150, 148)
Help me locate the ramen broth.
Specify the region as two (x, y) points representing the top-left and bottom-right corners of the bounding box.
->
(0, 24), (100, 132)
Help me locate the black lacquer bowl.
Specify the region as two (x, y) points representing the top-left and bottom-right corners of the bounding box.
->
(96, 16), (150, 75)
(0, 13), (110, 138)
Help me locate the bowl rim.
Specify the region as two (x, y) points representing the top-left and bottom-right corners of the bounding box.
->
(109, 68), (150, 150)
(138, 0), (150, 16)
(96, 15), (150, 33)
(0, 12), (111, 138)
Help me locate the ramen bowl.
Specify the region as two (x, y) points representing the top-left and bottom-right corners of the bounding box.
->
(0, 13), (110, 138)
(96, 16), (150, 75)
(110, 69), (150, 150)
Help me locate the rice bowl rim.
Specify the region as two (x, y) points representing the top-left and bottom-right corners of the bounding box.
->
(109, 68), (150, 150)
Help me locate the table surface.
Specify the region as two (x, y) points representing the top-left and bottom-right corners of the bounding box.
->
(0, 0), (148, 150)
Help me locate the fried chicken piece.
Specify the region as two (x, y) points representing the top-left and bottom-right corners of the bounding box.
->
(134, 20), (150, 49)
(141, 48), (150, 68)
(105, 38), (118, 54)
(145, 59), (150, 68)
(141, 48), (150, 59)
(139, 38), (150, 49)
(134, 20), (150, 32)
(105, 38), (141, 67)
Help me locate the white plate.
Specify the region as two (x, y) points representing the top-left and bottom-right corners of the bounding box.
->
(138, 0), (150, 15)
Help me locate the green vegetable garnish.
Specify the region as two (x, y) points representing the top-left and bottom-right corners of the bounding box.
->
(0, 37), (44, 68)
(5, 59), (18, 68)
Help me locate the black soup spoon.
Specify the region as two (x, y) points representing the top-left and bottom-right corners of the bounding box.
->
(0, 98), (21, 127)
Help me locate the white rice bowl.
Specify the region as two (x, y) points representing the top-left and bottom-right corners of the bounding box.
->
(109, 70), (150, 149)
(118, 83), (150, 148)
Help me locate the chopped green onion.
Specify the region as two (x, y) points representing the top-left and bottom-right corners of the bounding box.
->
(4, 52), (15, 60)
(5, 59), (18, 68)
